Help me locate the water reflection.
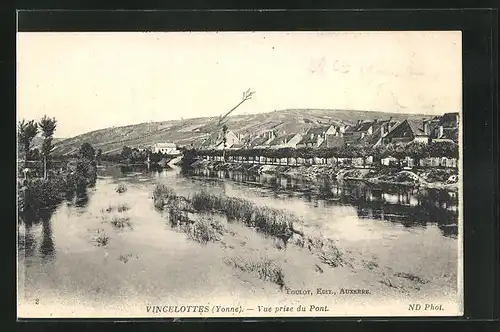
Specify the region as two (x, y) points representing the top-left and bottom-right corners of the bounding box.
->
(19, 209), (56, 261)
(190, 169), (459, 238)
(39, 212), (55, 262)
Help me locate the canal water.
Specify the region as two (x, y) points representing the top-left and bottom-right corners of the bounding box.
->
(17, 164), (460, 317)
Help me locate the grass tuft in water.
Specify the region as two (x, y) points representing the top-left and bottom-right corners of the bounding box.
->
(186, 215), (225, 245)
(153, 183), (176, 209)
(116, 183), (128, 194)
(110, 215), (132, 229)
(224, 256), (285, 289)
(117, 203), (130, 212)
(317, 240), (346, 268)
(94, 229), (110, 246)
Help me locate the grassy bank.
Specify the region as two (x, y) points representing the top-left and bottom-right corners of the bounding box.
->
(190, 160), (459, 191)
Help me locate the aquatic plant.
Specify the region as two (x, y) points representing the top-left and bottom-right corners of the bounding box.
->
(190, 191), (296, 239)
(317, 240), (346, 268)
(110, 215), (132, 229)
(152, 183), (176, 209)
(94, 229), (110, 246)
(116, 183), (128, 194)
(117, 203), (130, 212)
(187, 215), (225, 244)
(224, 256), (285, 289)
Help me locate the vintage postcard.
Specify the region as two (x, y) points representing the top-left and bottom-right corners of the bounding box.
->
(17, 31), (463, 318)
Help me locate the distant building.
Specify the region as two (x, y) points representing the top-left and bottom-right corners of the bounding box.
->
(359, 119), (399, 147)
(428, 112), (459, 143)
(382, 119), (431, 145)
(297, 125), (338, 148)
(343, 120), (375, 145)
(268, 133), (303, 149)
(199, 130), (241, 150)
(246, 131), (276, 149)
(318, 134), (345, 148)
(151, 142), (181, 155)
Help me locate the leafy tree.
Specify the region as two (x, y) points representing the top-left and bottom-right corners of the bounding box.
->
(428, 141), (459, 158)
(39, 115), (57, 179)
(120, 146), (133, 161)
(79, 142), (96, 160)
(406, 141), (427, 167)
(18, 119), (39, 168)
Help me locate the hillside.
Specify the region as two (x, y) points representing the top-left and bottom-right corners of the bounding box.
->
(52, 109), (432, 155)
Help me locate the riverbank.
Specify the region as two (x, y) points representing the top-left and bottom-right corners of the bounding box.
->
(189, 160), (459, 191)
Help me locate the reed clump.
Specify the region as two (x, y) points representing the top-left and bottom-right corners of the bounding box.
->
(187, 215), (225, 245)
(94, 229), (110, 246)
(190, 191), (297, 239)
(110, 215), (132, 229)
(153, 183), (176, 209)
(117, 203), (130, 212)
(316, 239), (347, 268)
(224, 256), (285, 289)
(116, 183), (128, 194)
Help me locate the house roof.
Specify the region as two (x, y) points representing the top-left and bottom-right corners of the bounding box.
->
(247, 136), (270, 147)
(230, 143), (245, 149)
(299, 126), (333, 144)
(153, 142), (176, 148)
(269, 133), (298, 146)
(439, 112), (459, 128)
(406, 119), (428, 136)
(344, 121), (373, 133)
(359, 126), (385, 146)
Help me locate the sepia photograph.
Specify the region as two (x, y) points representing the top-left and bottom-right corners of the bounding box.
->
(17, 31), (463, 318)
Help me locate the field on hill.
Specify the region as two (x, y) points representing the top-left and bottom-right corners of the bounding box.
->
(52, 109), (431, 155)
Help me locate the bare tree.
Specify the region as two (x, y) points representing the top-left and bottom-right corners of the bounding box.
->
(218, 89), (255, 161)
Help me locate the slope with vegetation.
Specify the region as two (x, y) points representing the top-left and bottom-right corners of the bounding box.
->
(51, 109), (430, 155)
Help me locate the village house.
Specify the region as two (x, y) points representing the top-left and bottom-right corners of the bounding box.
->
(343, 120), (375, 145)
(359, 119), (399, 147)
(382, 119), (432, 145)
(151, 142), (181, 155)
(268, 133), (303, 149)
(197, 130), (241, 150)
(296, 125), (339, 148)
(428, 112), (459, 143)
(246, 130), (277, 149)
(318, 134), (345, 148)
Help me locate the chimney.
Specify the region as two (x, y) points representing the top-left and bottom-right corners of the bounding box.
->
(381, 124), (385, 137)
(423, 118), (429, 135)
(438, 125), (444, 138)
(373, 118), (378, 124)
(310, 133), (314, 140)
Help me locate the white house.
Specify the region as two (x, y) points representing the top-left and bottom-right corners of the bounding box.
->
(151, 142), (181, 155)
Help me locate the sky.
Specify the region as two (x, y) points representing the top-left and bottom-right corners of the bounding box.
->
(17, 31), (462, 138)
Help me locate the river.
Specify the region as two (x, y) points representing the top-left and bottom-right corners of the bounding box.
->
(17, 164), (461, 317)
